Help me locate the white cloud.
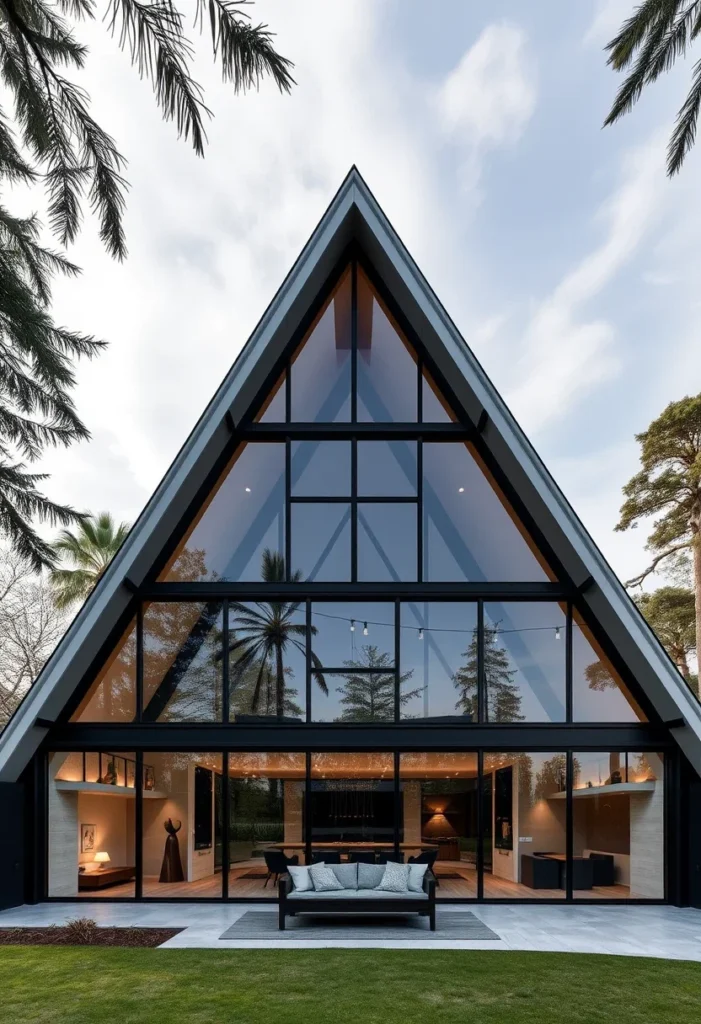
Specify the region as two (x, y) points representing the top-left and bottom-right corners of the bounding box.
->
(505, 135), (668, 433)
(438, 22), (536, 150)
(584, 0), (631, 47)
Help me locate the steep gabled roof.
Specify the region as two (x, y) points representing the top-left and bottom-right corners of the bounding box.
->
(1, 166), (699, 780)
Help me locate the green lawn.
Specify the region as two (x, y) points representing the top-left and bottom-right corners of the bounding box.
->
(0, 948), (699, 1024)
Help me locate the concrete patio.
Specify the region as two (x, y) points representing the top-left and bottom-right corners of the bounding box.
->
(1, 902), (700, 960)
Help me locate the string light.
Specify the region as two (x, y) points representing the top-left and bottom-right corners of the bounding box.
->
(350, 620), (355, 632)
(418, 628), (424, 640)
(363, 622), (369, 636)
(313, 609), (564, 638)
(555, 626), (561, 640)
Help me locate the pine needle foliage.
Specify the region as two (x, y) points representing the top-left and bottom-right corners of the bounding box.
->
(604, 1), (701, 175)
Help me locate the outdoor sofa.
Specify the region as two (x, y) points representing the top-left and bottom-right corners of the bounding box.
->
(278, 860), (436, 930)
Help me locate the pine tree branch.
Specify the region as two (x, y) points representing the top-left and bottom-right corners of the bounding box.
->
(196, 0), (294, 93)
(625, 542), (691, 587)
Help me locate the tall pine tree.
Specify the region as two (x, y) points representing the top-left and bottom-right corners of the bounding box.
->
(453, 624), (524, 723)
(335, 646), (420, 723)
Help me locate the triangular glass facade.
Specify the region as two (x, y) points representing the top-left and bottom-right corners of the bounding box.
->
(73, 257), (646, 727)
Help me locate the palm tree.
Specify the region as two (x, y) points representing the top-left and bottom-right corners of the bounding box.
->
(228, 549), (327, 718)
(604, 2), (701, 175)
(49, 512), (130, 609)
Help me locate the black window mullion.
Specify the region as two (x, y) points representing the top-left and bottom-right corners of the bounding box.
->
(417, 439), (423, 582)
(477, 600), (485, 724)
(285, 437), (292, 580)
(351, 261), (358, 423)
(135, 751), (143, 899)
(305, 751), (312, 864)
(566, 603), (573, 723)
(222, 751), (229, 899)
(417, 356), (423, 423)
(351, 436), (358, 583)
(566, 750), (573, 901)
(394, 598), (400, 724)
(306, 599), (312, 723)
(222, 599), (229, 723)
(136, 603), (144, 723)
(394, 751), (401, 860)
(285, 359), (291, 423)
(477, 749), (484, 899)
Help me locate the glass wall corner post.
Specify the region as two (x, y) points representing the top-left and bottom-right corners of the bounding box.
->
(135, 751), (143, 899)
(304, 751), (312, 866)
(38, 750), (48, 902)
(565, 750), (573, 901)
(477, 601), (485, 724)
(222, 600), (230, 725)
(565, 603), (573, 723)
(477, 749), (484, 899)
(222, 751), (229, 899)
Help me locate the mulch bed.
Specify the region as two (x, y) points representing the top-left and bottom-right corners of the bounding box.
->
(0, 927), (181, 947)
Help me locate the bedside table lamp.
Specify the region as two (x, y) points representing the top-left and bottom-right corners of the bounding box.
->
(94, 851), (110, 871)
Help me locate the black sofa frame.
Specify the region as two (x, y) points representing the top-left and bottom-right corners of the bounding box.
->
(278, 872), (437, 931)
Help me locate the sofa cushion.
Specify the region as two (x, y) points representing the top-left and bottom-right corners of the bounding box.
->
(376, 861), (411, 893)
(309, 863), (344, 892)
(357, 862), (385, 889)
(408, 863), (428, 893)
(288, 865), (313, 892)
(331, 862), (358, 890)
(287, 888), (427, 900)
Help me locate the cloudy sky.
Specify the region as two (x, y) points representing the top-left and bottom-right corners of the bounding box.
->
(19, 0), (701, 588)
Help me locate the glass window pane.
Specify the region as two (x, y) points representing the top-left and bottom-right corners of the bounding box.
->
(358, 503), (417, 582)
(400, 603), (477, 721)
(483, 603), (566, 723)
(291, 267), (351, 422)
(572, 752), (664, 899)
(310, 753), (394, 858)
(357, 441), (417, 497)
(400, 752), (478, 897)
(313, 672), (397, 722)
(422, 368), (455, 422)
(160, 443), (285, 582)
(228, 753), (306, 896)
(291, 441), (351, 497)
(423, 442), (550, 582)
(255, 372), (286, 422)
(142, 603), (223, 722)
(311, 603), (394, 667)
(142, 753), (223, 898)
(572, 613), (645, 722)
(48, 751), (136, 897)
(71, 620), (136, 722)
(228, 601), (306, 722)
(357, 267), (417, 422)
(483, 752), (566, 898)
(292, 503), (351, 581)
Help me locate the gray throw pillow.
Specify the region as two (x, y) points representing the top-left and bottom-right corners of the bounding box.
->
(287, 865), (312, 892)
(376, 861), (411, 893)
(309, 863), (344, 892)
(407, 863), (428, 892)
(357, 862), (385, 889)
(331, 862), (358, 890)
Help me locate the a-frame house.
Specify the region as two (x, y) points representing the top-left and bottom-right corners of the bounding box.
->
(1, 168), (700, 910)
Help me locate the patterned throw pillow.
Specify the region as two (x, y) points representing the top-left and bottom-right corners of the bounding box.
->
(287, 865), (312, 892)
(376, 861), (411, 893)
(357, 862), (385, 889)
(309, 863), (345, 892)
(407, 863), (428, 892)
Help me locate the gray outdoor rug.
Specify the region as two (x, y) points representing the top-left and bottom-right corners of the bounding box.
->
(220, 911), (500, 941)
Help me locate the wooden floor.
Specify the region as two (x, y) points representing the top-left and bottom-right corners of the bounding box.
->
(76, 860), (631, 901)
